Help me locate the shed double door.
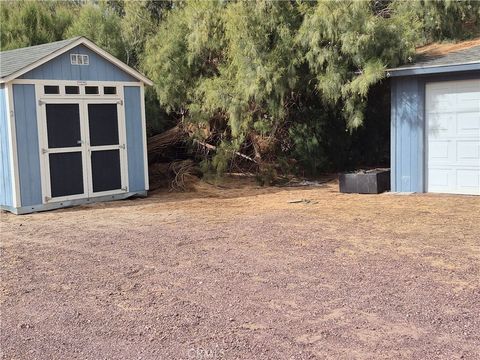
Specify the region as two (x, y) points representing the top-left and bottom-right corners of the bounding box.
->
(40, 100), (127, 202)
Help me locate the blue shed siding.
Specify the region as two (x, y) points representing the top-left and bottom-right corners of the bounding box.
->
(13, 84), (43, 206)
(19, 45), (137, 82)
(124, 86), (146, 192)
(0, 84), (14, 207)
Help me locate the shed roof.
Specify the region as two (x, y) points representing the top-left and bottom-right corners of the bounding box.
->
(387, 38), (480, 77)
(0, 38), (81, 79)
(0, 37), (152, 85)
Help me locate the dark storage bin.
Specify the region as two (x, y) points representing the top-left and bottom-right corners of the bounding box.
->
(339, 169), (390, 194)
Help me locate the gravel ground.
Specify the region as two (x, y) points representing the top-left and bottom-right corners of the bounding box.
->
(1, 180), (479, 359)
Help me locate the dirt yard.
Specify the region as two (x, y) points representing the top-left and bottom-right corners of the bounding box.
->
(1, 178), (479, 359)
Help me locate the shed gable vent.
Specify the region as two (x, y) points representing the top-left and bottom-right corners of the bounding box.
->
(70, 54), (89, 65)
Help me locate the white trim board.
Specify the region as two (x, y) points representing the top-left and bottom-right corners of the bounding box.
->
(387, 60), (480, 72)
(1, 37), (153, 85)
(140, 84), (149, 190)
(12, 79), (142, 86)
(5, 82), (21, 207)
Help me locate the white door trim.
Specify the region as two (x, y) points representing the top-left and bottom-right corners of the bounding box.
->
(5, 82), (21, 207)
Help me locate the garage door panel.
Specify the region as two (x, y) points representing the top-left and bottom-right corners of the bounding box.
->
(426, 79), (480, 195)
(456, 112), (480, 137)
(457, 141), (480, 164)
(429, 140), (452, 163)
(457, 98), (480, 112)
(456, 81), (480, 93)
(457, 80), (480, 111)
(457, 169), (480, 189)
(427, 92), (456, 112)
(428, 169), (450, 188)
(428, 113), (454, 137)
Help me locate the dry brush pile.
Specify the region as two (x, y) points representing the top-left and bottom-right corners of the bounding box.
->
(147, 124), (268, 191)
(147, 126), (198, 191)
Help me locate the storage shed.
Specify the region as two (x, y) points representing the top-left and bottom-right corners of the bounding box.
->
(0, 37), (153, 214)
(388, 39), (480, 195)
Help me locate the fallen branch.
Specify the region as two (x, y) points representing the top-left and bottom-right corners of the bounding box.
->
(147, 125), (187, 155)
(192, 139), (257, 163)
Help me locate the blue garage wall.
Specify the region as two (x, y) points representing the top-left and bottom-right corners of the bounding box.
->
(390, 77), (425, 192)
(0, 84), (14, 207)
(19, 45), (137, 82)
(13, 84), (43, 206)
(124, 86), (146, 192)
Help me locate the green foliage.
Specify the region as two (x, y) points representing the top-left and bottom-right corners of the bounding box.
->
(143, 4), (193, 113)
(144, 0), (302, 172)
(298, 0), (420, 128)
(0, 0), (77, 50)
(144, 86), (175, 136)
(66, 2), (126, 61)
(417, 0), (480, 41)
(289, 120), (326, 176)
(120, 0), (159, 67)
(117, 0), (175, 135)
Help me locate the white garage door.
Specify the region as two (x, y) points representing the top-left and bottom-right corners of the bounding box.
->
(426, 79), (480, 195)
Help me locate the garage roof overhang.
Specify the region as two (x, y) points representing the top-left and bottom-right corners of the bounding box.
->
(387, 62), (480, 77)
(386, 39), (480, 78)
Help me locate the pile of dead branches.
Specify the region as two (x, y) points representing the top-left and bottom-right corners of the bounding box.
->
(147, 125), (199, 191)
(169, 160), (200, 191)
(149, 159), (200, 191)
(147, 124), (263, 191)
(147, 125), (188, 163)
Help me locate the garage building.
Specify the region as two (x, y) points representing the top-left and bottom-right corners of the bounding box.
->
(0, 37), (153, 214)
(388, 39), (480, 195)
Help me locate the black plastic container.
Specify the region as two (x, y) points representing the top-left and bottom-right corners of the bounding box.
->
(339, 169), (390, 194)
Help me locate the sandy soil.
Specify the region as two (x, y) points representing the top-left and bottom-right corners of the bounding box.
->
(1, 178), (479, 359)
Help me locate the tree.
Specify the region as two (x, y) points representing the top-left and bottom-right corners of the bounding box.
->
(0, 0), (77, 50)
(417, 0), (480, 42)
(144, 1), (304, 173)
(66, 1), (126, 61)
(298, 0), (420, 128)
(119, 0), (174, 68)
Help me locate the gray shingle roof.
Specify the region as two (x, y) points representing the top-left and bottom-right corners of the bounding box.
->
(389, 44), (480, 72)
(0, 37), (81, 79)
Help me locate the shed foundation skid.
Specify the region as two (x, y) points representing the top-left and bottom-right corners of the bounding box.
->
(1, 191), (147, 215)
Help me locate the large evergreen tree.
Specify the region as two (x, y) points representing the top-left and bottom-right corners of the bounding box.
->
(143, 1), (304, 172)
(298, 0), (420, 128)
